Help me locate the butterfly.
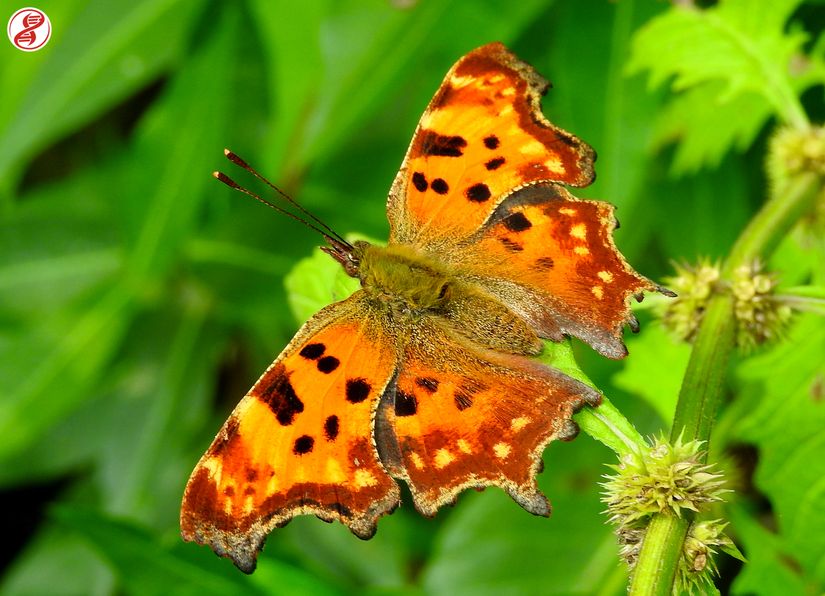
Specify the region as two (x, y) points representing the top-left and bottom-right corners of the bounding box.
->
(180, 42), (663, 573)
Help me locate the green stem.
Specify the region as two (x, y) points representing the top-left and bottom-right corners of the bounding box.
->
(628, 514), (690, 596)
(577, 396), (646, 458)
(629, 171), (821, 595)
(670, 295), (736, 442)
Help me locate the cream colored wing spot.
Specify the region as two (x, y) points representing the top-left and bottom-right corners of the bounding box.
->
(493, 442), (512, 459)
(510, 416), (531, 432)
(354, 469), (378, 488)
(410, 453), (425, 470)
(591, 285), (604, 300)
(570, 223), (587, 240)
(598, 270), (615, 283)
(434, 448), (455, 469)
(559, 207), (577, 216)
(574, 246), (590, 256)
(457, 439), (473, 454)
(519, 139), (545, 155)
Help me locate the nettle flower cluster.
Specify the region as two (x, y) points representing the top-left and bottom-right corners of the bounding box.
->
(601, 437), (741, 593)
(658, 125), (825, 352)
(659, 259), (792, 350)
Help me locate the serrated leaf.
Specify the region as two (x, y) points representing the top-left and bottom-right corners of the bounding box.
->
(653, 82), (772, 175)
(627, 0), (813, 172)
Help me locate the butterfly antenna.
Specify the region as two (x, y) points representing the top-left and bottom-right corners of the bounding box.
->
(213, 171), (350, 250)
(222, 149), (351, 248)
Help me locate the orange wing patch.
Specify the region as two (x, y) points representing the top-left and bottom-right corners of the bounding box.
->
(388, 42), (595, 246)
(375, 323), (600, 517)
(455, 183), (660, 359)
(181, 296), (399, 573)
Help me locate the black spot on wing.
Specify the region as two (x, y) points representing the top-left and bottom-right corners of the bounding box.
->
(324, 415), (339, 441)
(346, 378), (371, 403)
(258, 365), (305, 426)
(536, 257), (555, 270)
(484, 135), (500, 149)
(431, 178), (449, 194)
(499, 237), (524, 252)
(503, 212), (532, 232)
(412, 172), (428, 192)
(454, 390), (473, 411)
(317, 356), (340, 373)
(420, 131), (467, 157)
(395, 389), (418, 417)
(293, 435), (314, 455)
(466, 183), (491, 202)
(299, 343), (325, 360)
(485, 157), (505, 170)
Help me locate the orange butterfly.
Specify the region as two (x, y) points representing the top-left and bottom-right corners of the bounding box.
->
(181, 42), (662, 572)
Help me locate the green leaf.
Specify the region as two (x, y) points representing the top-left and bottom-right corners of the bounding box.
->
(54, 506), (338, 596)
(544, 0), (665, 213)
(0, 524), (114, 595)
(124, 3), (240, 278)
(613, 322), (691, 424)
(0, 283), (136, 461)
(653, 82), (772, 175)
(0, 0), (201, 190)
(421, 437), (625, 595)
(627, 0), (811, 171)
(284, 246), (361, 324)
(728, 505), (810, 595)
(0, 1), (241, 463)
(728, 315), (825, 588)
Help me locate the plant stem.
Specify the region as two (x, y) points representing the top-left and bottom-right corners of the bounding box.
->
(577, 396), (646, 458)
(628, 514), (690, 596)
(628, 172), (821, 595)
(670, 295), (736, 442)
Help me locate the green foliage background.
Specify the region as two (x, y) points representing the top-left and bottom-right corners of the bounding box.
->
(1, 0), (823, 594)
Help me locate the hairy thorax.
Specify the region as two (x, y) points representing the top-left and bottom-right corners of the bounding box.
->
(354, 241), (542, 356)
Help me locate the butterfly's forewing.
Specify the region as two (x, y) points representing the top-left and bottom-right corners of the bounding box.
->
(387, 42), (595, 246)
(388, 43), (656, 358)
(181, 293), (399, 573)
(375, 320), (600, 518)
(457, 183), (658, 359)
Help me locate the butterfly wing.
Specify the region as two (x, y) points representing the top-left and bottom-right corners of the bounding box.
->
(387, 42), (595, 246)
(455, 183), (658, 359)
(181, 293), (399, 573)
(374, 317), (600, 516)
(387, 42), (656, 358)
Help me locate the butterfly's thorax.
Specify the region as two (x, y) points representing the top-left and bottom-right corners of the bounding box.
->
(355, 242), (453, 314)
(354, 241), (542, 355)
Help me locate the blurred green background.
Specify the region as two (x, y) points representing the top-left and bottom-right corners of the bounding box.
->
(1, 0), (824, 594)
